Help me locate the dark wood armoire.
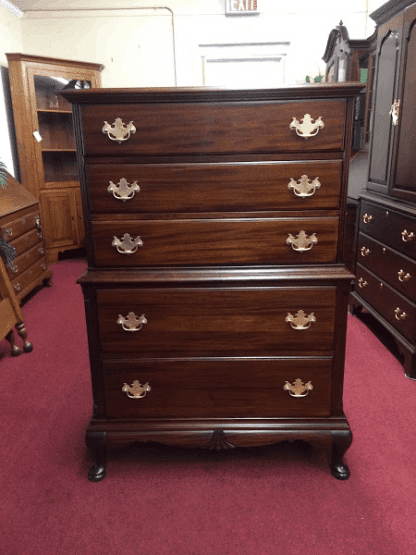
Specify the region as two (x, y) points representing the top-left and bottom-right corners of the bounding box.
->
(350, 0), (416, 380)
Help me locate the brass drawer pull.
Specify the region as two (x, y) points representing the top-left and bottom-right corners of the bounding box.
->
(284, 378), (313, 397)
(102, 118), (136, 143)
(358, 277), (368, 288)
(5, 227), (12, 236)
(286, 230), (318, 252)
(287, 175), (321, 198)
(13, 283), (21, 292)
(285, 310), (316, 330)
(117, 312), (147, 332)
(389, 99), (401, 126)
(9, 262), (19, 273)
(108, 178), (140, 201)
(360, 246), (371, 257)
(363, 213), (373, 224)
(38, 247), (44, 255)
(401, 230), (415, 243)
(398, 270), (411, 283)
(35, 215), (41, 229)
(394, 308), (407, 321)
(289, 114), (324, 139)
(122, 380), (151, 399)
(112, 233), (143, 254)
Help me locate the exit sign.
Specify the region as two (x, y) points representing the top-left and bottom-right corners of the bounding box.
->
(225, 0), (258, 15)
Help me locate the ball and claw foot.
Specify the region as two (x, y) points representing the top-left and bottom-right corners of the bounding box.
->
(88, 463), (106, 482)
(330, 462), (350, 480)
(6, 330), (21, 356)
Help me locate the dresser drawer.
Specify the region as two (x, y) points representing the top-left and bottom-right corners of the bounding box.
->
(6, 242), (45, 280)
(97, 286), (337, 356)
(91, 217), (339, 267)
(86, 161), (343, 213)
(360, 200), (416, 259)
(11, 257), (48, 298)
(355, 265), (416, 342)
(10, 228), (43, 257)
(81, 100), (346, 156)
(1, 210), (40, 241)
(103, 357), (333, 419)
(357, 233), (416, 300)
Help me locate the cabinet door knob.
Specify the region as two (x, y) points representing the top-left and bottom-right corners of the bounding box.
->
(102, 118), (136, 143)
(389, 99), (401, 126)
(289, 114), (324, 139)
(108, 178), (141, 201)
(401, 230), (415, 243)
(358, 277), (368, 288)
(363, 213), (373, 224)
(284, 379), (313, 397)
(398, 270), (411, 282)
(117, 312), (147, 332)
(286, 230), (318, 252)
(360, 246), (371, 257)
(285, 310), (316, 330)
(122, 380), (151, 399)
(287, 175), (321, 198)
(394, 308), (407, 321)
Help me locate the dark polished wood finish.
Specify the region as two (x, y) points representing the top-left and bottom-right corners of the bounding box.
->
(63, 83), (363, 481)
(351, 0), (416, 379)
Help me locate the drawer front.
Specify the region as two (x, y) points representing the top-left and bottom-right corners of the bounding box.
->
(11, 258), (48, 298)
(10, 228), (44, 257)
(360, 200), (416, 259)
(82, 100), (346, 155)
(103, 358), (333, 419)
(1, 210), (39, 241)
(355, 265), (416, 342)
(92, 217), (339, 267)
(357, 233), (416, 300)
(86, 161), (343, 213)
(6, 242), (46, 280)
(97, 287), (337, 356)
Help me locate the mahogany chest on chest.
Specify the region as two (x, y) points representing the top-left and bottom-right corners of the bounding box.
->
(63, 84), (363, 481)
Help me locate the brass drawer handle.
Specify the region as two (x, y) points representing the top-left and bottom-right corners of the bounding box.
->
(360, 246), (371, 257)
(389, 99), (401, 126)
(289, 114), (324, 139)
(401, 230), (415, 243)
(285, 310), (316, 330)
(102, 118), (136, 143)
(398, 270), (411, 283)
(9, 262), (19, 273)
(284, 378), (313, 397)
(286, 230), (318, 252)
(35, 215), (41, 229)
(363, 213), (373, 224)
(117, 312), (147, 332)
(394, 308), (407, 321)
(287, 175), (321, 198)
(40, 262), (47, 271)
(112, 233), (143, 254)
(108, 178), (140, 201)
(38, 247), (44, 255)
(122, 380), (151, 399)
(13, 283), (21, 292)
(5, 227), (12, 236)
(358, 277), (368, 288)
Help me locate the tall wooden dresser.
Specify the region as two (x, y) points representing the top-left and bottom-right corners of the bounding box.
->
(63, 84), (363, 481)
(350, 0), (416, 380)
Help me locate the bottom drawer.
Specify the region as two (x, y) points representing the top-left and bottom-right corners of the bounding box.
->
(103, 357), (333, 419)
(355, 264), (416, 342)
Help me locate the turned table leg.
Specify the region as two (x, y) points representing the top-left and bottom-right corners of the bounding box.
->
(15, 321), (33, 353)
(5, 329), (21, 356)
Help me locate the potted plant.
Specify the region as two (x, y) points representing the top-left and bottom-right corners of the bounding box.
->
(0, 159), (7, 188)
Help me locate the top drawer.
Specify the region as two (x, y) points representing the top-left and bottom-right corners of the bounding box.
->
(81, 100), (346, 156)
(1, 210), (40, 242)
(360, 200), (416, 260)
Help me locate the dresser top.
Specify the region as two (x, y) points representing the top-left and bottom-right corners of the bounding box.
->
(62, 83), (364, 105)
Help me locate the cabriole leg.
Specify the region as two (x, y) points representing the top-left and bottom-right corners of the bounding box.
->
(86, 431), (107, 482)
(330, 430), (352, 480)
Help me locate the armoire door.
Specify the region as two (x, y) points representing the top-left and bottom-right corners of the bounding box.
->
(389, 2), (416, 202)
(367, 12), (404, 195)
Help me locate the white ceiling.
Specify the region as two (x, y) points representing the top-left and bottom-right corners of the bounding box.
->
(8, 0), (165, 11)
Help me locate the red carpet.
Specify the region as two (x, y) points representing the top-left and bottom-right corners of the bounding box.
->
(1, 259), (415, 555)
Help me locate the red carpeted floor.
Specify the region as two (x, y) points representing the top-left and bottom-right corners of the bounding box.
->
(1, 259), (415, 555)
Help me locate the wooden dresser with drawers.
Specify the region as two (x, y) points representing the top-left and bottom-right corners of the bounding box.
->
(63, 84), (363, 481)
